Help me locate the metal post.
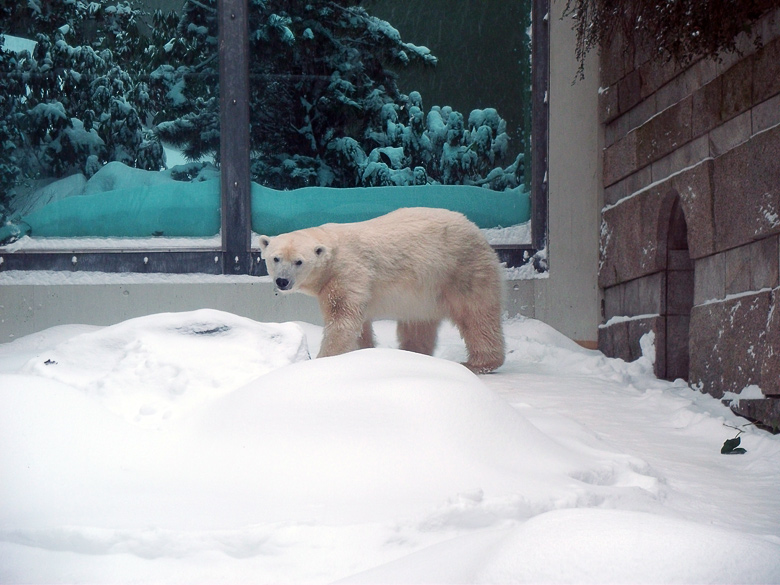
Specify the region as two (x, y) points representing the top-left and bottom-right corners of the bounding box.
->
(219, 0), (252, 274)
(531, 0), (550, 254)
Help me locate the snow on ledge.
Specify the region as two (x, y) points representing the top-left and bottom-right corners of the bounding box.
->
(599, 313), (660, 328)
(0, 270), (270, 286)
(722, 384), (767, 404)
(482, 222), (531, 246)
(3, 226), (531, 253)
(602, 158), (713, 213)
(1, 268), (541, 286)
(0, 235), (222, 253)
(695, 287), (774, 308)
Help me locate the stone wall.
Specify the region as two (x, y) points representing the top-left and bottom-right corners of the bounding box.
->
(597, 10), (780, 428)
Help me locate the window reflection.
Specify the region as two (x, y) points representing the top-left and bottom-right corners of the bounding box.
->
(0, 0), (220, 247)
(0, 0), (535, 254)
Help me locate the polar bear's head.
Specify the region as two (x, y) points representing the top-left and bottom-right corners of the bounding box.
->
(258, 231), (330, 294)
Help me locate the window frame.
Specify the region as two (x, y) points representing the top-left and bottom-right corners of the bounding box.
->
(0, 0), (548, 275)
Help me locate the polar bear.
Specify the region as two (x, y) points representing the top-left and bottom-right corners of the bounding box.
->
(258, 207), (505, 373)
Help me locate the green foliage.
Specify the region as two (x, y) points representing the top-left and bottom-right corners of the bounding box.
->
(150, 0), (520, 191)
(147, 3), (220, 162)
(564, 0), (780, 76)
(1, 0), (522, 208)
(0, 0), (165, 206)
(721, 435), (747, 454)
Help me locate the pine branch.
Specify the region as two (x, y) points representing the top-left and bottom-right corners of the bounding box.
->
(564, 0), (780, 78)
(187, 0), (217, 14)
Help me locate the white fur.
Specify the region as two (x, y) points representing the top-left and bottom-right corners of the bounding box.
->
(259, 207), (505, 373)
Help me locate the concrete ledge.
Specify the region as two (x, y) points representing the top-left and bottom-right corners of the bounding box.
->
(1, 276), (542, 342)
(729, 399), (780, 432)
(598, 314), (663, 375)
(0, 278), (323, 342)
(603, 272), (665, 321)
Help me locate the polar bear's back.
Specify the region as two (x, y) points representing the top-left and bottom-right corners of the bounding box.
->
(322, 207), (501, 321)
(330, 207), (487, 249)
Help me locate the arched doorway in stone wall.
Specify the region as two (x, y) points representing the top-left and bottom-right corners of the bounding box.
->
(662, 197), (694, 381)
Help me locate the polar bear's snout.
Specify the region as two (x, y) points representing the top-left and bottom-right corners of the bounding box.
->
(276, 277), (291, 290)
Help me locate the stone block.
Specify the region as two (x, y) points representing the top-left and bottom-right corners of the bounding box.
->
(604, 182), (627, 210)
(752, 92), (780, 135)
(722, 237), (779, 296)
(652, 69), (695, 113)
(627, 95), (658, 134)
(629, 316), (665, 379)
(713, 125), (780, 252)
(753, 36), (780, 104)
(599, 60), (622, 96)
(761, 288), (780, 396)
(708, 110), (751, 157)
(694, 252), (725, 305)
(600, 188), (668, 288)
(605, 112), (631, 149)
(691, 77), (722, 137)
(599, 315), (664, 377)
(599, 29), (632, 89)
(667, 249), (694, 270)
(720, 56), (754, 121)
(686, 57), (719, 97)
(639, 56), (683, 101)
(715, 47), (746, 76)
(602, 284), (623, 322)
(600, 84), (620, 126)
(725, 246), (753, 296)
(667, 269), (694, 315)
(632, 39), (653, 70)
(636, 96), (692, 168)
(651, 134), (710, 184)
(751, 235), (780, 290)
(689, 290), (771, 398)
(598, 319), (631, 363)
(730, 399), (780, 431)
(603, 131), (638, 187)
(618, 69), (643, 114)
(603, 166), (653, 208)
(665, 314), (690, 381)
(754, 7), (780, 46)
(670, 159), (716, 259)
(603, 272), (665, 320)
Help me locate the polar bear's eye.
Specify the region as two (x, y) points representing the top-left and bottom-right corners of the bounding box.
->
(295, 259), (303, 266)
(273, 257), (280, 263)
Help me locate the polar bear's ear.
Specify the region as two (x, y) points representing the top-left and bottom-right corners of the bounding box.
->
(258, 236), (271, 252)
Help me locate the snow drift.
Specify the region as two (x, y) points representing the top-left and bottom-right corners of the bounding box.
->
(1, 309), (779, 583)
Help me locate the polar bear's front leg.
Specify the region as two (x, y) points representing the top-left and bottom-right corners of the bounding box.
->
(317, 285), (368, 358)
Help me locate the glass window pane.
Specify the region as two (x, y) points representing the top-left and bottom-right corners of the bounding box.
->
(244, 0), (534, 246)
(0, 0), (221, 252)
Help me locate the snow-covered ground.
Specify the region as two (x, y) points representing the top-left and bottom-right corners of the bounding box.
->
(1, 310), (779, 583)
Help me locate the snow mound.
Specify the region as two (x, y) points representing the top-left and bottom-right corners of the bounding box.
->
(4, 340), (601, 538)
(84, 161), (182, 195)
(2, 313), (779, 583)
(344, 509), (780, 584)
(477, 508), (780, 584)
(21, 309), (310, 426)
(1, 161), (530, 245)
(194, 348), (588, 525)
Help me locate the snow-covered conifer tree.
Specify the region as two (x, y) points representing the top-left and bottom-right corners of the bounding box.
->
(0, 0), (165, 209)
(148, 1), (220, 163)
(148, 0), (522, 191)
